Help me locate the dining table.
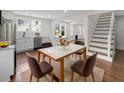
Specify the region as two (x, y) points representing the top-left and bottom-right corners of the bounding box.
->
(37, 44), (86, 82)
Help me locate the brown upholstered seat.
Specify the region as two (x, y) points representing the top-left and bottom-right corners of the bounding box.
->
(74, 40), (85, 60)
(41, 42), (52, 61)
(71, 52), (97, 82)
(26, 52), (53, 82)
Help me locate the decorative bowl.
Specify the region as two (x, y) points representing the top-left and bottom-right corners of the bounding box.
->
(0, 42), (9, 48)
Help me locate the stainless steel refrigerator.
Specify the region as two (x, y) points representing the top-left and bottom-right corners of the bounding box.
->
(0, 18), (16, 44)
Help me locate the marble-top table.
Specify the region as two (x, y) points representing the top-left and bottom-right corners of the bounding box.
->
(37, 44), (86, 82)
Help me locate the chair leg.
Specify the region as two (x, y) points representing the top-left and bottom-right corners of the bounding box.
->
(92, 72), (95, 82)
(84, 77), (87, 82)
(50, 71), (53, 82)
(37, 78), (39, 82)
(49, 58), (51, 64)
(29, 73), (32, 82)
(71, 71), (74, 82)
(75, 54), (77, 59)
(43, 55), (46, 61)
(79, 55), (81, 60)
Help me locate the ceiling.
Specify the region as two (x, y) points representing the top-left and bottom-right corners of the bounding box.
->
(114, 10), (124, 16)
(12, 10), (109, 23)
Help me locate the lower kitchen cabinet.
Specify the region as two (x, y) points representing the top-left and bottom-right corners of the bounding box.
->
(16, 38), (34, 53)
(34, 37), (42, 49)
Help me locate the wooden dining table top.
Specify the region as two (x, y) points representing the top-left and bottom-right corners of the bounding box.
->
(38, 44), (86, 61)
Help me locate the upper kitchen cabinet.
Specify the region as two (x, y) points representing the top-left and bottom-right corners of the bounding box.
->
(31, 20), (41, 27)
(31, 20), (41, 37)
(16, 19), (30, 32)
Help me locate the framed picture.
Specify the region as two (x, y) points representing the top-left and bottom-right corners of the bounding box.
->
(17, 19), (30, 26)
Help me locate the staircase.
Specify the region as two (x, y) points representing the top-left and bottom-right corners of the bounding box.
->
(88, 12), (116, 62)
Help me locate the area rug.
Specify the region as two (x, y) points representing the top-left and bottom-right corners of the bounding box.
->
(21, 58), (104, 82)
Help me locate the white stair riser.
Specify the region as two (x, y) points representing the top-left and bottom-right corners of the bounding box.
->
(98, 19), (111, 21)
(91, 38), (115, 43)
(94, 31), (109, 34)
(96, 24), (110, 27)
(90, 42), (107, 47)
(93, 34), (108, 38)
(89, 47), (108, 53)
(98, 20), (111, 22)
(96, 26), (110, 28)
(94, 31), (114, 34)
(90, 44), (114, 49)
(92, 38), (107, 42)
(89, 47), (114, 54)
(95, 28), (109, 30)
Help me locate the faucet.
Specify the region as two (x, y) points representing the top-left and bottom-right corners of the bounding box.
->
(23, 32), (25, 38)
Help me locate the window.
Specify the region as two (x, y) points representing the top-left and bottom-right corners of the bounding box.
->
(70, 24), (83, 36)
(55, 22), (66, 37)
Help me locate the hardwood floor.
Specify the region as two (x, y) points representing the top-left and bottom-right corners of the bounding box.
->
(96, 49), (124, 81)
(16, 49), (124, 82)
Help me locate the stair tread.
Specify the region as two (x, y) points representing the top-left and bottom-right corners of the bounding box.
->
(96, 26), (110, 28)
(99, 16), (111, 19)
(95, 29), (109, 31)
(98, 19), (111, 22)
(95, 28), (110, 30)
(91, 41), (108, 44)
(97, 21), (111, 24)
(92, 37), (108, 39)
(96, 24), (110, 26)
(94, 33), (108, 35)
(94, 31), (109, 34)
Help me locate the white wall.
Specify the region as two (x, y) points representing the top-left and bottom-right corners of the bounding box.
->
(41, 19), (51, 36)
(115, 16), (124, 50)
(88, 13), (100, 48)
(82, 16), (88, 46)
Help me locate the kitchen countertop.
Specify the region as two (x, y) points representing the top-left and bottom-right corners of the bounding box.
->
(0, 45), (15, 50)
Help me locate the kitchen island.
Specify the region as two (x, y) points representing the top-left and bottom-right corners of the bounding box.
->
(0, 45), (15, 81)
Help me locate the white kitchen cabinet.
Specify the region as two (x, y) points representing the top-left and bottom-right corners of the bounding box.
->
(0, 45), (15, 81)
(16, 38), (34, 53)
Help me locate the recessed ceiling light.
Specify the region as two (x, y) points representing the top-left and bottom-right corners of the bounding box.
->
(64, 10), (68, 12)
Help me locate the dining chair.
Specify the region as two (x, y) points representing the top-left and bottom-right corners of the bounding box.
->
(26, 52), (53, 82)
(74, 40), (85, 60)
(41, 42), (52, 61)
(70, 52), (97, 82)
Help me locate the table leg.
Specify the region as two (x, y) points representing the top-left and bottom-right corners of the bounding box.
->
(83, 47), (87, 61)
(49, 58), (51, 64)
(37, 51), (41, 63)
(59, 59), (64, 82)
